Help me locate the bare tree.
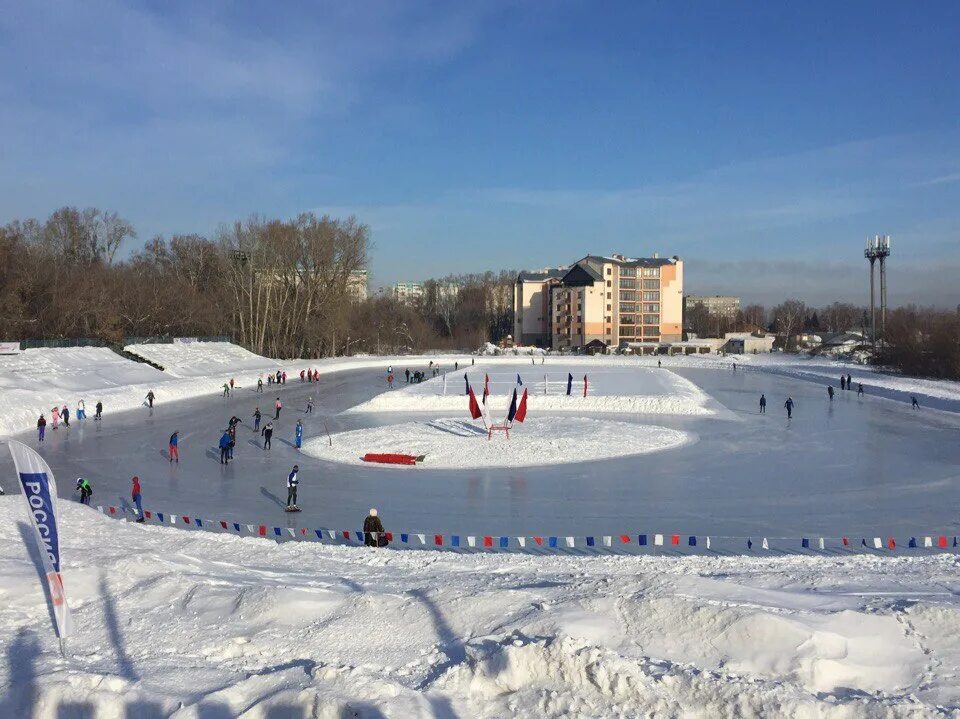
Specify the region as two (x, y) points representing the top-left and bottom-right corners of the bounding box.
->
(771, 299), (807, 350)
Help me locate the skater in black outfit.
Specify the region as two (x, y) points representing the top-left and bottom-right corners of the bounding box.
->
(784, 397), (794, 419)
(76, 477), (93, 504)
(857, 383), (864, 396)
(840, 376), (845, 391)
(95, 400), (103, 420)
(827, 385), (834, 400)
(363, 508), (387, 547)
(286, 465), (299, 508)
(145, 390), (155, 408)
(759, 394), (766, 413)
(253, 408), (262, 431)
(912, 396), (920, 410)
(846, 374), (852, 390)
(262, 421), (274, 449)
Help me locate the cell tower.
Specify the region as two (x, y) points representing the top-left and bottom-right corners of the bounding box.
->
(864, 235), (891, 347)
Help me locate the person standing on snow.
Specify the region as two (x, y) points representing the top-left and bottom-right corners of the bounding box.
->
(77, 399), (86, 420)
(37, 414), (46, 442)
(286, 465), (299, 508)
(51, 405), (60, 430)
(76, 477), (93, 505)
(364, 508), (387, 547)
(219, 430), (232, 464)
(262, 421), (274, 449)
(169, 431), (180, 463)
(784, 397), (794, 419)
(295, 419), (303, 449)
(131, 476), (144, 522)
(847, 374), (852, 390)
(95, 400), (103, 420)
(253, 407), (262, 432)
(759, 394), (766, 414)
(145, 390), (155, 408)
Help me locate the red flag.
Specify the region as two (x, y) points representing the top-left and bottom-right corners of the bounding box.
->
(468, 387), (483, 419)
(514, 388), (528, 423)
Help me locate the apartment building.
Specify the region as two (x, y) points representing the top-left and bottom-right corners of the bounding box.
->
(684, 294), (740, 318)
(513, 268), (567, 346)
(514, 254), (684, 350)
(392, 281), (424, 304)
(346, 269), (369, 301)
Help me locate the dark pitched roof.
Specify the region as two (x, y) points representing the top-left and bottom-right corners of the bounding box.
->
(561, 263), (603, 286)
(580, 254), (678, 268)
(517, 268), (567, 282)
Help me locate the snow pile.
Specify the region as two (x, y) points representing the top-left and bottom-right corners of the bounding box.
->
(302, 417), (695, 469)
(123, 341), (279, 378)
(2, 496), (958, 717)
(346, 367), (716, 416)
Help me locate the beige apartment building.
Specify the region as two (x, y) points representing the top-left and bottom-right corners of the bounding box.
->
(513, 254), (684, 350)
(684, 294), (740, 318)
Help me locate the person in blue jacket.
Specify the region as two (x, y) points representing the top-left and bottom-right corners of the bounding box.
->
(784, 397), (794, 419)
(219, 430), (232, 464)
(295, 419), (303, 449)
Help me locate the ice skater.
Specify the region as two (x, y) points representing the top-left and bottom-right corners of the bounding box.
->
(405, 368), (410, 383)
(857, 383), (864, 397)
(295, 419), (303, 449)
(912, 396), (920, 410)
(37, 414), (46, 442)
(145, 390), (155, 408)
(840, 375), (846, 391)
(387, 372), (395, 389)
(306, 397), (314, 414)
(274, 397), (282, 420)
(76, 477), (92, 505)
(51, 405), (60, 430)
(286, 465), (299, 510)
(257, 377), (263, 393)
(759, 394), (766, 414)
(61, 404), (70, 427)
(784, 396), (794, 419)
(262, 421), (274, 449)
(827, 385), (834, 401)
(95, 400), (103, 420)
(847, 374), (852, 390)
(219, 430), (232, 464)
(253, 407), (262, 432)
(230, 377), (235, 391)
(77, 399), (86, 420)
(222, 382), (231, 397)
(169, 431), (180, 463)
(131, 476), (144, 522)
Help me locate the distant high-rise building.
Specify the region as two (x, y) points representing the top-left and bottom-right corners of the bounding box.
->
(684, 295), (740, 318)
(392, 281), (424, 304)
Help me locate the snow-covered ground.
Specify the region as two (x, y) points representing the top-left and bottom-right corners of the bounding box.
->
(123, 341), (282, 378)
(346, 366), (716, 416)
(2, 497), (959, 717)
(302, 417), (695, 469)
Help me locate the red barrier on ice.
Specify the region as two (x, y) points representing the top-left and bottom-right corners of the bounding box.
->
(363, 453), (419, 465)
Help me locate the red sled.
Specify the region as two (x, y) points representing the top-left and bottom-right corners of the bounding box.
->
(362, 453), (425, 466)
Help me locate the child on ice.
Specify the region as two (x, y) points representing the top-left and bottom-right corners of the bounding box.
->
(295, 419), (303, 449)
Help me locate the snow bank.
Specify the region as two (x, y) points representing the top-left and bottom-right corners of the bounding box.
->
(123, 341), (279, 378)
(2, 496), (958, 717)
(302, 417), (695, 469)
(346, 366), (716, 416)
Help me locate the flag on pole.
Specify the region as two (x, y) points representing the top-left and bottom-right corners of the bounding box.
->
(583, 374), (588, 397)
(467, 386), (483, 420)
(514, 388), (528, 423)
(464, 373), (469, 396)
(566, 373), (573, 396)
(516, 373), (523, 386)
(507, 388), (518, 423)
(7, 439), (73, 639)
(484, 373), (490, 399)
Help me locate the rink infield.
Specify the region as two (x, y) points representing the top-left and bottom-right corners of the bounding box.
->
(1, 354), (960, 543)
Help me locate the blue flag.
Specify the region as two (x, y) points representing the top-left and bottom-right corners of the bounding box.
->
(517, 373), (523, 385)
(464, 373), (469, 395)
(566, 373), (573, 396)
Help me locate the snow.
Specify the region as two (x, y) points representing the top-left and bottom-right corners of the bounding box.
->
(123, 341), (280, 378)
(346, 366), (717, 416)
(2, 496), (959, 717)
(302, 417), (696, 469)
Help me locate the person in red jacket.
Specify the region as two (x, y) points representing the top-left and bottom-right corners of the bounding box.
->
(131, 476), (144, 522)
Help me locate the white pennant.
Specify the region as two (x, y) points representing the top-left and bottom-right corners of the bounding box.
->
(761, 538), (769, 550)
(654, 534), (664, 546)
(287, 528), (297, 538)
(516, 537), (526, 547)
(467, 536), (476, 547)
(247, 524), (257, 533)
(705, 537), (711, 549)
(924, 536), (933, 547)
(818, 537), (825, 550)
(565, 536), (575, 548)
(873, 537), (882, 549)
(417, 533), (426, 544)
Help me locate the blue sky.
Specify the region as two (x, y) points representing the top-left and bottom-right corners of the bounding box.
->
(2, 1), (959, 305)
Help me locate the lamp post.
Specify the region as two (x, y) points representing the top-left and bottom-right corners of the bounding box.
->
(864, 235), (891, 350)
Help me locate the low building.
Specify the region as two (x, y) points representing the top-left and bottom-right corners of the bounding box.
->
(392, 282), (424, 304)
(722, 332), (776, 354)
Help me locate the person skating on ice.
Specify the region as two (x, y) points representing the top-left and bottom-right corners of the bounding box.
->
(61, 404), (70, 427)
(95, 400), (103, 420)
(759, 394), (766, 414)
(76, 477), (92, 505)
(257, 377), (263, 393)
(286, 465), (299, 509)
(77, 399), (86, 420)
(262, 421), (274, 449)
(912, 396), (920, 410)
(306, 397), (314, 414)
(145, 390), (155, 408)
(169, 431), (180, 463)
(274, 397), (282, 420)
(827, 385), (834, 401)
(295, 419), (303, 449)
(253, 407), (262, 432)
(51, 405), (60, 430)
(37, 414), (46, 442)
(222, 382), (230, 397)
(784, 396), (794, 419)
(858, 383), (864, 396)
(219, 430), (232, 464)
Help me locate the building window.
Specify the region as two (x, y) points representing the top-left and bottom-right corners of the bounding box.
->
(644, 326), (660, 337)
(642, 268), (660, 278)
(606, 304), (611, 311)
(619, 278), (637, 289)
(642, 279), (660, 289)
(620, 267), (636, 277)
(606, 267), (612, 275)
(643, 303), (659, 313)
(607, 292), (611, 299)
(643, 314), (659, 324)
(606, 280), (611, 287)
(620, 303), (636, 313)
(619, 291), (637, 302)
(642, 291), (660, 301)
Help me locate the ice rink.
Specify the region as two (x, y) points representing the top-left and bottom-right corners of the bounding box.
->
(3, 357), (959, 543)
